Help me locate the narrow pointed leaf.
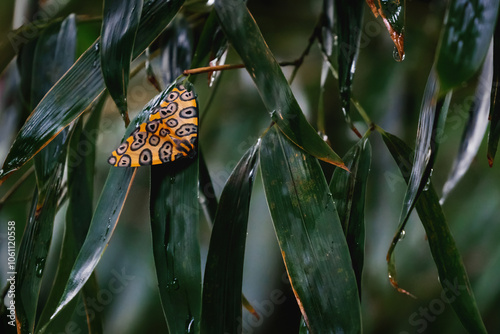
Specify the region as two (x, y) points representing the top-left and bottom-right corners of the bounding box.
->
(380, 129), (487, 333)
(201, 141), (260, 334)
(435, 0), (499, 91)
(334, 0), (363, 122)
(42, 85), (182, 322)
(101, 0), (143, 123)
(0, 0), (185, 181)
(366, 0), (405, 60)
(214, 0), (346, 169)
(159, 16), (193, 87)
(46, 81), (178, 321)
(36, 93), (106, 333)
(16, 16), (76, 333)
(487, 19), (500, 165)
(392, 69), (452, 262)
(441, 42), (492, 202)
(329, 137), (371, 297)
(260, 126), (361, 333)
(150, 157), (201, 334)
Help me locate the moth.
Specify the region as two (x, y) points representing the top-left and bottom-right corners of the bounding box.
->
(108, 83), (198, 167)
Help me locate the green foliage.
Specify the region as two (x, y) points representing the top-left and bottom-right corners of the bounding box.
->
(0, 0), (499, 333)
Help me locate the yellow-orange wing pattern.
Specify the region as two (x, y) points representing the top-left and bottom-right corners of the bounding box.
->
(108, 84), (198, 167)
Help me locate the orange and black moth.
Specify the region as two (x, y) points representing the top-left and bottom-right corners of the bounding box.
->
(108, 84), (198, 167)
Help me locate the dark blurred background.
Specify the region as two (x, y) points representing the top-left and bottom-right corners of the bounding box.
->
(1, 0), (500, 333)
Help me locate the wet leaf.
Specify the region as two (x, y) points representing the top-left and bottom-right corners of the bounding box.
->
(380, 129), (487, 333)
(201, 142), (260, 334)
(366, 0), (405, 61)
(260, 126), (361, 333)
(329, 137), (372, 297)
(100, 0), (143, 124)
(487, 18), (500, 166)
(214, 0), (346, 169)
(392, 68), (452, 262)
(0, 0), (185, 181)
(147, 82), (201, 333)
(15, 15), (76, 333)
(441, 41), (492, 202)
(35, 93), (106, 333)
(159, 16), (192, 87)
(150, 158), (200, 334)
(435, 0), (499, 91)
(334, 0), (364, 123)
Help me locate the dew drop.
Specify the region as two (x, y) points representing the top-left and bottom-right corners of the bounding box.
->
(269, 110), (276, 119)
(94, 42), (99, 52)
(166, 278), (179, 290)
(35, 257), (46, 277)
(170, 176), (176, 184)
(423, 168), (433, 191)
(392, 47), (405, 62)
(399, 230), (406, 241)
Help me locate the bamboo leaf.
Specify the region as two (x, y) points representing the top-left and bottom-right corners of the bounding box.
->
(391, 68), (452, 268)
(150, 157), (201, 334)
(0, 0), (185, 181)
(435, 0), (499, 91)
(441, 41), (492, 202)
(334, 0), (363, 124)
(487, 18), (500, 165)
(201, 141), (260, 334)
(380, 129), (487, 333)
(260, 126), (361, 333)
(159, 16), (193, 87)
(214, 0), (346, 169)
(15, 15), (76, 333)
(100, 0), (143, 124)
(329, 137), (371, 297)
(35, 93), (106, 333)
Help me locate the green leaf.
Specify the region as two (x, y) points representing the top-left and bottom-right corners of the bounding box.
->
(15, 15), (76, 333)
(334, 0), (363, 123)
(488, 18), (500, 166)
(201, 141), (260, 334)
(441, 42), (492, 202)
(44, 78), (182, 323)
(379, 129), (487, 334)
(159, 16), (193, 87)
(35, 93), (106, 334)
(329, 137), (371, 297)
(260, 126), (361, 333)
(100, 0), (143, 124)
(214, 0), (346, 169)
(392, 68), (452, 261)
(0, 0), (186, 181)
(435, 0), (500, 91)
(150, 158), (201, 333)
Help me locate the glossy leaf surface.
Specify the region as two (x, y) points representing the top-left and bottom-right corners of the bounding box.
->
(260, 126), (360, 333)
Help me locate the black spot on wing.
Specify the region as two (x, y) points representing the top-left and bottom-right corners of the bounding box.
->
(175, 124), (197, 137)
(131, 132), (147, 151)
(166, 91), (179, 102)
(159, 141), (173, 163)
(118, 155), (131, 167)
(149, 135), (160, 146)
(139, 149), (153, 166)
(166, 118), (178, 127)
(116, 142), (128, 155)
(179, 107), (198, 119)
(158, 102), (178, 118)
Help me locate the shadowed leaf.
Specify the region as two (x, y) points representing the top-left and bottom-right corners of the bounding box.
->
(260, 126), (360, 333)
